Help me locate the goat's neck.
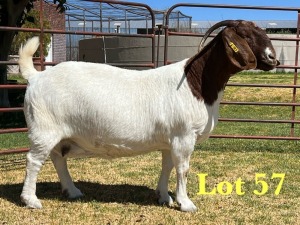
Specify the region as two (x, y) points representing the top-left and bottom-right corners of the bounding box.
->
(184, 34), (241, 105)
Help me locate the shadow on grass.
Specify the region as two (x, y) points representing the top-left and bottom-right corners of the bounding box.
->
(198, 139), (299, 153)
(0, 181), (161, 207)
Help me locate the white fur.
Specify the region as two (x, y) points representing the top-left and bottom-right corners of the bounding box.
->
(19, 37), (222, 211)
(18, 36), (40, 79)
(265, 47), (272, 57)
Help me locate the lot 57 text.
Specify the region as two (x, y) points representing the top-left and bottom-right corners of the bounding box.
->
(197, 173), (285, 196)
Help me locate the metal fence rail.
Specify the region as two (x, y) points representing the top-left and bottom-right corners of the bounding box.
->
(0, 2), (300, 155)
(0, 0), (157, 155)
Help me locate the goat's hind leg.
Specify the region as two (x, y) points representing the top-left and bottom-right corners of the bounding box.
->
(21, 136), (59, 209)
(50, 145), (83, 199)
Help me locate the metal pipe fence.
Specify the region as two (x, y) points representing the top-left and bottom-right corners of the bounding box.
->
(0, 1), (300, 155)
(0, 0), (156, 154)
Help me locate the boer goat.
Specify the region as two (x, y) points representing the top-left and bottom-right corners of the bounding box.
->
(19, 20), (279, 211)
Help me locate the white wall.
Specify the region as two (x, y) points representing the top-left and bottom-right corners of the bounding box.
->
(79, 34), (299, 72)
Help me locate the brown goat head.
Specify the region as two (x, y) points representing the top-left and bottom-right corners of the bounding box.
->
(199, 20), (280, 71)
(222, 27), (257, 70)
(230, 20), (280, 71)
(185, 20), (280, 105)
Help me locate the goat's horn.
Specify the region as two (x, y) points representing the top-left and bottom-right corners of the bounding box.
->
(198, 20), (240, 52)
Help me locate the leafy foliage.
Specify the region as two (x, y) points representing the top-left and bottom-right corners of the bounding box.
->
(10, 9), (51, 57)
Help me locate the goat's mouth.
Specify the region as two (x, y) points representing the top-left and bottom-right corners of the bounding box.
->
(257, 58), (280, 71)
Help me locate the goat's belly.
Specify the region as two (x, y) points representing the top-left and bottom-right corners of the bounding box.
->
(59, 140), (168, 159)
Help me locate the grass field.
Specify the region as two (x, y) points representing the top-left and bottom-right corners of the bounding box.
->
(0, 73), (299, 224)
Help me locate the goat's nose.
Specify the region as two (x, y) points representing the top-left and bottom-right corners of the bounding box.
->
(265, 47), (276, 62)
(268, 52), (275, 60)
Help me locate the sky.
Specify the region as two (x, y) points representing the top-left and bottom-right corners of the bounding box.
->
(128, 0), (300, 21)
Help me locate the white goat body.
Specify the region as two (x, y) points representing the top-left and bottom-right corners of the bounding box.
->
(19, 20), (278, 211)
(22, 38), (219, 158)
(19, 37), (219, 211)
(26, 60), (219, 158)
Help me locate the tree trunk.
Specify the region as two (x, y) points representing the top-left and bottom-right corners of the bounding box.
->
(0, 0), (30, 107)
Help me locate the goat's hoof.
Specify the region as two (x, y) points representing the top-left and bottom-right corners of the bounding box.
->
(63, 187), (84, 199)
(20, 194), (42, 209)
(156, 190), (174, 206)
(158, 195), (174, 206)
(178, 199), (197, 212)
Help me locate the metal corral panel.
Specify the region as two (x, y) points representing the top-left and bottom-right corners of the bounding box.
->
(79, 37), (153, 69)
(270, 34), (300, 72)
(79, 34), (298, 72)
(79, 35), (205, 69)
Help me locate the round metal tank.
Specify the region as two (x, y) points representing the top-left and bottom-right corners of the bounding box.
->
(79, 35), (203, 70)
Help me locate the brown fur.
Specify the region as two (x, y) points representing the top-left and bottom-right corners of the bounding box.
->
(184, 21), (277, 105)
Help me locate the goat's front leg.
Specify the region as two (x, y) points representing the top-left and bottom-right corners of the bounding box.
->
(50, 151), (83, 199)
(156, 150), (174, 206)
(171, 136), (197, 212)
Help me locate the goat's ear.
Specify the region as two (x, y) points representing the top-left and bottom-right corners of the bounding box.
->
(222, 27), (257, 70)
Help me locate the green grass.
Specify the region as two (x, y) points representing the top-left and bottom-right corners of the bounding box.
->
(0, 133), (29, 150)
(0, 149), (299, 224)
(8, 73), (27, 84)
(0, 72), (299, 224)
(216, 72), (299, 138)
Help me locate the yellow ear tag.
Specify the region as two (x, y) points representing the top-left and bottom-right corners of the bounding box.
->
(229, 42), (239, 53)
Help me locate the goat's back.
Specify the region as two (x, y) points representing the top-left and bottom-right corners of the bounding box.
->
(24, 60), (209, 151)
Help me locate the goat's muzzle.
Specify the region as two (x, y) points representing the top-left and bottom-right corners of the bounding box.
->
(257, 60), (280, 71)
(257, 47), (280, 71)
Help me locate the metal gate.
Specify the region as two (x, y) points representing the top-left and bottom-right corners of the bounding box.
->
(0, 0), (156, 154)
(0, 1), (299, 155)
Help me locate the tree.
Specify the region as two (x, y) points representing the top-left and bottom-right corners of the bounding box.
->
(10, 9), (52, 57)
(0, 0), (66, 107)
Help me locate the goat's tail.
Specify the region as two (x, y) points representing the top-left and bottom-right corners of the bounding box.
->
(18, 36), (40, 80)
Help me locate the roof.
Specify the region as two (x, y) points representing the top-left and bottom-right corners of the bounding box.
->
(190, 20), (297, 29)
(47, 0), (297, 30)
(56, 0), (191, 25)
(67, 19), (298, 30)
